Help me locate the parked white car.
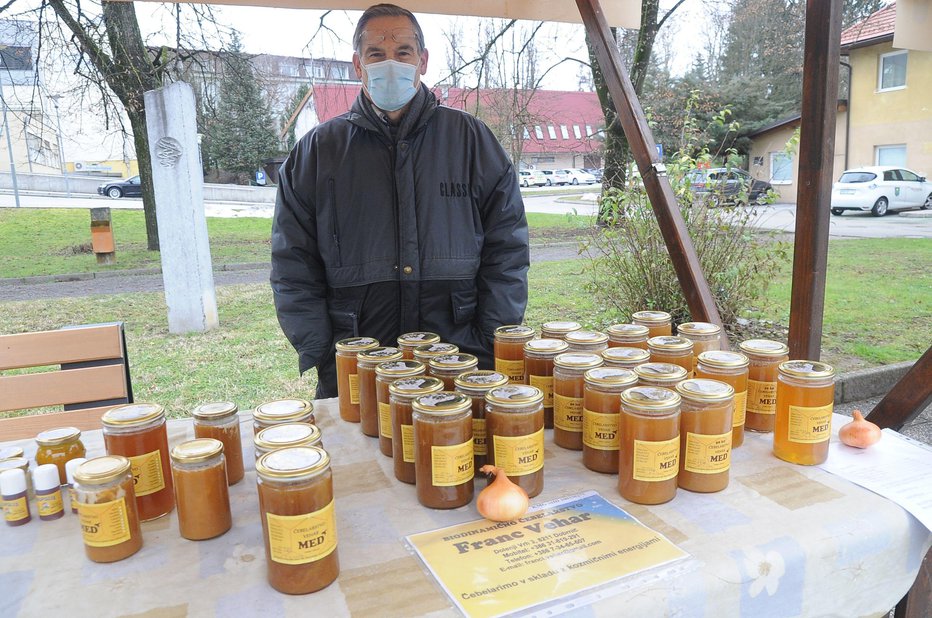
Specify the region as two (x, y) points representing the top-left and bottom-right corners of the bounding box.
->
(518, 169), (547, 187)
(541, 169), (570, 186)
(830, 166), (932, 216)
(560, 168), (598, 185)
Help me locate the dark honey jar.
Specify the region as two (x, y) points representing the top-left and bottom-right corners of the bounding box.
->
(454, 370), (509, 475)
(412, 392), (474, 509)
(494, 325), (536, 384)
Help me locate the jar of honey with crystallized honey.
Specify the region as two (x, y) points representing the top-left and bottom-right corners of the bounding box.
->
(256, 446), (339, 594)
(485, 385), (545, 498)
(675, 379), (734, 493)
(253, 399), (315, 435)
(647, 336), (695, 377)
(774, 361), (836, 466)
(454, 371), (509, 475)
(583, 367), (638, 473)
(607, 324), (650, 350)
(564, 330), (609, 354)
(676, 322), (723, 372)
(524, 338), (569, 429)
(73, 456), (143, 562)
(389, 377), (444, 484)
(540, 320), (581, 341)
(618, 387), (681, 505)
(192, 401), (245, 485)
(397, 332), (441, 359)
(335, 337), (380, 423)
(35, 427), (86, 485)
(413, 392), (474, 509)
(170, 438), (232, 541)
(738, 339), (789, 433)
(357, 347), (405, 438)
(375, 360), (426, 458)
(494, 325), (536, 384)
(635, 362), (689, 390)
(254, 423), (323, 461)
(696, 351), (750, 448)
(632, 311), (673, 338)
(429, 353), (479, 390)
(553, 353), (603, 451)
(601, 346), (651, 370)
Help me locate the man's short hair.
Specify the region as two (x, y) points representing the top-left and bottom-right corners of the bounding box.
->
(353, 4), (425, 54)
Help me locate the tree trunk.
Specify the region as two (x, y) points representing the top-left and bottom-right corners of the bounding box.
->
(127, 109), (159, 251)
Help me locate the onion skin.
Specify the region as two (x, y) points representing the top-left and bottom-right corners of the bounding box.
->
(477, 465), (529, 522)
(839, 410), (881, 449)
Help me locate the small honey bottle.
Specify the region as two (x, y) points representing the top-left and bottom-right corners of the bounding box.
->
(2, 468), (31, 526)
(33, 464), (65, 521)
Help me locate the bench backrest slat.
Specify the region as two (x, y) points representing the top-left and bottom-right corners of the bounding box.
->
(0, 324), (124, 371)
(1, 365), (129, 412)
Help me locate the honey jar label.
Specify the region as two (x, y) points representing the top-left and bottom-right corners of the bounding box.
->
(788, 403), (833, 443)
(37, 492), (64, 517)
(401, 424), (415, 463)
(632, 437), (680, 482)
(492, 427), (544, 476)
(266, 500), (338, 565)
(379, 402), (393, 439)
(495, 358), (526, 384)
(529, 375), (554, 407)
(431, 439), (474, 486)
(128, 450), (166, 497)
(733, 390), (748, 427)
(684, 431), (732, 474)
(473, 418), (487, 456)
(2, 496), (29, 522)
(554, 394), (584, 432)
(77, 498), (131, 547)
(747, 380), (777, 415)
(348, 373), (360, 405)
(582, 409), (620, 450)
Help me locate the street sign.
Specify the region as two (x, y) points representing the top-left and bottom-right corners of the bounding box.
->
(656, 143), (663, 159)
(256, 170), (267, 185)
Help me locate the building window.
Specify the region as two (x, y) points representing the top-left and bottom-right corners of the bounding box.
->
(753, 156), (764, 167)
(523, 127), (530, 139)
(573, 125), (582, 139)
(534, 126), (543, 139)
(878, 50), (907, 91)
(535, 156), (555, 164)
(547, 126), (557, 139)
(560, 125), (569, 139)
(770, 152), (793, 185)
(875, 144), (907, 166)
(585, 125), (593, 137)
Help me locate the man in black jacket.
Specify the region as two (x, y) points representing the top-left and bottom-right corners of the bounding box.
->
(271, 4), (529, 398)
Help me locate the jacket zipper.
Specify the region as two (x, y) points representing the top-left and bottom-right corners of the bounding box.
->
(329, 178), (341, 267)
(390, 142), (404, 333)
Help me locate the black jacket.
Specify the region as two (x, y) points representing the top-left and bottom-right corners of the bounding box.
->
(271, 86), (529, 397)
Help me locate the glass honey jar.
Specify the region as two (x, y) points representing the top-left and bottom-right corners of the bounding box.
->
(35, 426), (86, 485)
(253, 399), (315, 435)
(389, 377), (444, 484)
(553, 352), (604, 450)
(454, 371), (509, 475)
(192, 401), (245, 485)
(485, 385), (545, 498)
(375, 360), (426, 457)
(647, 336), (695, 376)
(583, 367), (638, 474)
(564, 330), (610, 354)
(774, 361), (836, 466)
(256, 446), (339, 595)
(413, 342), (460, 366)
(170, 438), (232, 541)
(618, 387), (681, 505)
(738, 339), (790, 433)
(397, 332), (441, 359)
(676, 322), (723, 371)
(675, 379), (735, 493)
(357, 347), (405, 438)
(494, 325), (536, 384)
(632, 311), (673, 338)
(601, 346), (651, 370)
(429, 353), (479, 390)
(412, 392), (474, 509)
(524, 338), (569, 429)
(335, 337), (380, 423)
(73, 455), (143, 563)
(540, 320), (581, 340)
(635, 362), (689, 390)
(696, 351), (750, 448)
(607, 323), (650, 349)
(101, 403), (174, 521)
(255, 423), (323, 461)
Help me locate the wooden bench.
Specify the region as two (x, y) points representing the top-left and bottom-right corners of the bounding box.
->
(0, 323), (133, 440)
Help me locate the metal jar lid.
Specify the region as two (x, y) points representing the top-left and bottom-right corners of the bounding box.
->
(677, 322), (722, 336)
(564, 330), (609, 346)
(413, 343), (460, 361)
(486, 385), (544, 408)
(584, 367), (638, 389)
(191, 401), (239, 421)
(35, 426), (82, 446)
(553, 352), (603, 370)
(453, 370), (509, 391)
(256, 446), (330, 481)
(0, 457), (29, 474)
(738, 339), (789, 357)
(171, 438), (224, 464)
(635, 362), (690, 382)
(494, 324), (536, 339)
(101, 403), (165, 428)
(255, 423), (322, 451)
(778, 360), (836, 380)
(607, 323), (650, 338)
(0, 446), (25, 461)
(254, 399), (314, 423)
(647, 336), (694, 351)
(334, 337), (379, 353)
(676, 378), (735, 403)
(397, 332), (441, 347)
(602, 347), (651, 364)
(73, 455), (132, 485)
(632, 310), (672, 324)
(620, 386), (681, 413)
(697, 350), (749, 370)
(541, 320), (581, 335)
(358, 346), (405, 364)
(429, 353), (479, 372)
(412, 392), (472, 416)
(524, 338), (570, 355)
(375, 360), (426, 378)
(389, 376), (445, 398)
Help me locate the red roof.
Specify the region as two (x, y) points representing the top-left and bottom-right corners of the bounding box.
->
(841, 2), (896, 48)
(307, 84), (604, 155)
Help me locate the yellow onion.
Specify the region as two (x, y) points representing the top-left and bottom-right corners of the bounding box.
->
(476, 464), (530, 521)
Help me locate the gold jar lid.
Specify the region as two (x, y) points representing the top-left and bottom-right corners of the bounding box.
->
(602, 347), (651, 363)
(621, 386), (681, 412)
(375, 360), (425, 378)
(778, 360), (836, 380)
(607, 323), (650, 338)
(635, 362), (690, 382)
(494, 324), (536, 339)
(397, 331), (441, 347)
(698, 350), (749, 369)
(454, 370), (509, 391)
(73, 455), (132, 485)
(389, 376), (445, 398)
(524, 338), (569, 355)
(584, 367), (638, 388)
(255, 423), (322, 451)
(171, 438), (224, 464)
(738, 339), (789, 357)
(0, 446), (25, 461)
(647, 336), (694, 351)
(413, 343), (459, 361)
(553, 352), (603, 370)
(101, 403), (165, 427)
(564, 330), (609, 346)
(254, 399), (314, 423)
(334, 337), (379, 352)
(256, 446), (330, 481)
(0, 457), (28, 473)
(358, 346), (404, 363)
(677, 322), (722, 336)
(676, 378), (735, 402)
(35, 426), (82, 446)
(541, 320), (581, 334)
(191, 401), (239, 421)
(632, 310), (672, 324)
(486, 385), (544, 408)
(429, 353), (479, 372)
(412, 392), (472, 416)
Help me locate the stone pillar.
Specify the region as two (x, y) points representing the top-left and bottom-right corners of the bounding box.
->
(144, 82), (219, 334)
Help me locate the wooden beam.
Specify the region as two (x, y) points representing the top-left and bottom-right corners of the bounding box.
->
(867, 345), (932, 430)
(575, 0), (724, 328)
(787, 0), (843, 361)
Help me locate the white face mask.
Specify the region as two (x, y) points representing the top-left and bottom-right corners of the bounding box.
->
(363, 59), (419, 112)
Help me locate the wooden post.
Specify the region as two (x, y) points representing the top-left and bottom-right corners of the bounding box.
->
(867, 345), (932, 431)
(90, 207), (116, 265)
